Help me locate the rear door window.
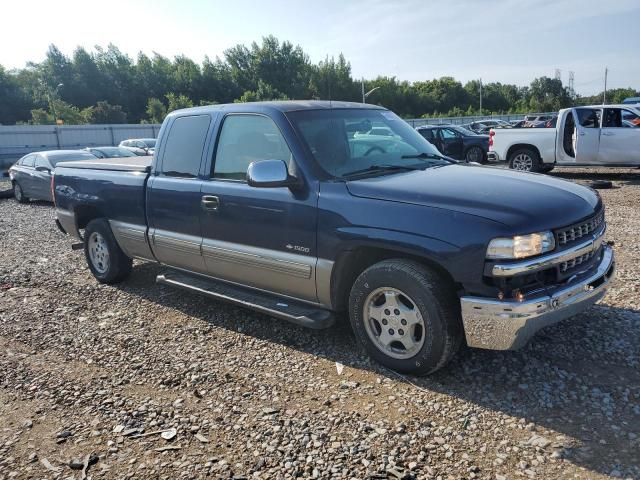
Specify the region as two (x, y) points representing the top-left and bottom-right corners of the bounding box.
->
(160, 115), (212, 177)
(575, 108), (601, 128)
(418, 129), (434, 141)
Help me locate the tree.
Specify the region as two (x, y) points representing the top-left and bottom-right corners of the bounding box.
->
(165, 92), (193, 112)
(146, 97), (167, 123)
(237, 80), (288, 103)
(83, 101), (127, 124)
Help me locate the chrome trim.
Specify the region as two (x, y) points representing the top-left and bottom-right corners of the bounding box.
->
(491, 225), (606, 277)
(109, 220), (155, 261)
(461, 245), (614, 350)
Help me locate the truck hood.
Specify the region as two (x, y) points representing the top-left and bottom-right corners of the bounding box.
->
(346, 164), (600, 232)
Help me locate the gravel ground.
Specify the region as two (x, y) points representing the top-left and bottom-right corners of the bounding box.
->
(0, 167), (639, 480)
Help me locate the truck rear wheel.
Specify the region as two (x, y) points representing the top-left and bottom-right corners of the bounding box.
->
(348, 259), (462, 375)
(509, 148), (541, 172)
(84, 218), (132, 284)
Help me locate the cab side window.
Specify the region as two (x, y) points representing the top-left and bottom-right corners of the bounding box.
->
(213, 114), (292, 181)
(575, 108), (601, 128)
(603, 109), (622, 128)
(418, 129), (435, 142)
(160, 115), (211, 178)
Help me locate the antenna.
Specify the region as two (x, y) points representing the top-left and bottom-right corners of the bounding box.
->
(568, 71), (575, 98)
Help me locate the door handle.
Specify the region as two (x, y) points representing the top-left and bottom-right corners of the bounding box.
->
(201, 195), (220, 211)
(601, 131), (614, 136)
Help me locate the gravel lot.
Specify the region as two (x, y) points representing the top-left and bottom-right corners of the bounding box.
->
(0, 168), (639, 480)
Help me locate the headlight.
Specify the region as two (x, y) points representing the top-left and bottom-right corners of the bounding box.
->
(486, 231), (555, 259)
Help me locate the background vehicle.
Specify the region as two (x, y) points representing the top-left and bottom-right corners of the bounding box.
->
(9, 150), (97, 202)
(489, 104), (640, 172)
(53, 101), (614, 375)
(622, 96), (640, 106)
(85, 146), (139, 159)
(463, 119), (511, 134)
(416, 124), (488, 162)
(119, 138), (156, 156)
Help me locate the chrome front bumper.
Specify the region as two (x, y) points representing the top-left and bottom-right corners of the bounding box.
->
(460, 245), (615, 350)
(487, 151), (500, 162)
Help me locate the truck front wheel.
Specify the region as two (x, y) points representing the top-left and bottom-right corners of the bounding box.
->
(84, 218), (132, 284)
(509, 148), (541, 172)
(348, 259), (463, 375)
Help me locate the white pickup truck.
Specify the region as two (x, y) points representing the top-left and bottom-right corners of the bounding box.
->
(488, 104), (640, 172)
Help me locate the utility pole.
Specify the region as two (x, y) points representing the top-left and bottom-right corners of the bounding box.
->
(603, 67), (608, 105)
(479, 78), (482, 115)
(362, 78), (365, 104)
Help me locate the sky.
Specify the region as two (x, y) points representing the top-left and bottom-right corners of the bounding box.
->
(2, 0), (638, 95)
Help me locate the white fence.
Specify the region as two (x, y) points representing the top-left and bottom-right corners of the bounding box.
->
(0, 124), (161, 169)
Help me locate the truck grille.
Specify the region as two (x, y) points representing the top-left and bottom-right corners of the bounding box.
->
(556, 210), (604, 246)
(559, 249), (598, 273)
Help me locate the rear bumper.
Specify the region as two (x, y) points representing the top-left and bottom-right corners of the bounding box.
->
(487, 151), (500, 162)
(460, 245), (615, 350)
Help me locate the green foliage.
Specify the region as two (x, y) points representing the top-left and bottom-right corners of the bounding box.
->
(166, 93), (193, 112)
(83, 101), (127, 124)
(237, 80), (288, 103)
(146, 98), (167, 123)
(2, 38), (638, 125)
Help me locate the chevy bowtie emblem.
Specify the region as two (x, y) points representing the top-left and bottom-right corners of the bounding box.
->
(286, 244), (294, 250)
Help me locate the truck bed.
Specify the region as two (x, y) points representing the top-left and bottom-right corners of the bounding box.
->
(56, 156), (152, 172)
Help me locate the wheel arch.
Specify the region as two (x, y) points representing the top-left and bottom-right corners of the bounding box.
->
(329, 245), (458, 313)
(506, 143), (541, 163)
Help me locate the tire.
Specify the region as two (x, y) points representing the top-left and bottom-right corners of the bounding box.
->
(13, 182), (28, 204)
(464, 146), (486, 164)
(508, 148), (541, 172)
(348, 259), (463, 375)
(84, 218), (133, 284)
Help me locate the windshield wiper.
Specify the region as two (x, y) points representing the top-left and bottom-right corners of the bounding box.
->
(401, 152), (453, 162)
(342, 164), (424, 178)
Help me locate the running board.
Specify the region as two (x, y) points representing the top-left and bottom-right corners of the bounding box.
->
(156, 272), (335, 330)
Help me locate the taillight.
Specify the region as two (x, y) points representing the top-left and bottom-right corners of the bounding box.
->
(50, 173), (56, 205)
(489, 130), (495, 148)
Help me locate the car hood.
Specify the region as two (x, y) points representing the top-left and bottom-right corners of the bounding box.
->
(346, 164), (600, 232)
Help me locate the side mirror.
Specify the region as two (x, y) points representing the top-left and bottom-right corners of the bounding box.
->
(247, 160), (299, 188)
(36, 166), (51, 173)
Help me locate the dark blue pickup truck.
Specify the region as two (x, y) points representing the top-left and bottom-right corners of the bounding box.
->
(53, 101), (615, 374)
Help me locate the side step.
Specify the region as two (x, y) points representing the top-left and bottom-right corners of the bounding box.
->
(156, 272), (335, 330)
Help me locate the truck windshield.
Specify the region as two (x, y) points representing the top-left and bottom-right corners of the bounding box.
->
(286, 108), (450, 178)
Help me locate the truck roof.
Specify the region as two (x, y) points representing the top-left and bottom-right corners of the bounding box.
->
(168, 100), (386, 117)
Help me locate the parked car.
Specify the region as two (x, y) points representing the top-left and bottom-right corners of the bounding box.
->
(510, 120), (526, 128)
(85, 146), (139, 159)
(465, 119), (511, 134)
(119, 138), (156, 156)
(489, 104), (640, 172)
(53, 101), (615, 375)
(416, 125), (488, 163)
(9, 150), (97, 202)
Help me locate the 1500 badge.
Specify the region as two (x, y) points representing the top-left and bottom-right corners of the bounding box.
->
(286, 244), (310, 253)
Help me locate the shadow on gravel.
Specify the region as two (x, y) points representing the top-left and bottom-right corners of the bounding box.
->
(117, 262), (640, 478)
(549, 169), (640, 186)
